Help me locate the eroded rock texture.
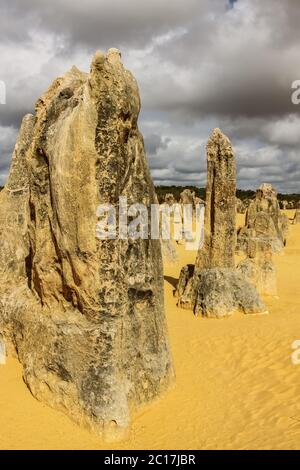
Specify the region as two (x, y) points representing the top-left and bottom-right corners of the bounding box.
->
(237, 183), (287, 254)
(236, 197), (246, 214)
(294, 203), (300, 224)
(237, 242), (278, 297)
(0, 49), (173, 440)
(164, 193), (176, 206)
(159, 195), (178, 263)
(194, 196), (205, 206)
(236, 183), (290, 297)
(175, 129), (266, 317)
(180, 189), (195, 205)
(294, 211), (300, 224)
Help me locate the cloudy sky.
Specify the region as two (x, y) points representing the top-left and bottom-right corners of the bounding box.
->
(0, 0), (299, 192)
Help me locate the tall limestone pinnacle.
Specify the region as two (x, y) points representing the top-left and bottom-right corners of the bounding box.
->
(176, 128), (266, 318)
(0, 50), (174, 440)
(195, 128), (236, 271)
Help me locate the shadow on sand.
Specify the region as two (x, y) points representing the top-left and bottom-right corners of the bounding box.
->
(164, 276), (178, 289)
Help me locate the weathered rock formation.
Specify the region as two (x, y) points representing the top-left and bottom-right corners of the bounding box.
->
(236, 197), (246, 214)
(194, 196), (205, 207)
(236, 184), (289, 297)
(237, 240), (278, 296)
(158, 195), (178, 263)
(179, 190), (204, 215)
(237, 183), (286, 253)
(293, 202), (300, 224)
(175, 129), (266, 318)
(243, 199), (252, 210)
(0, 49), (173, 440)
(294, 211), (300, 224)
(164, 193), (176, 206)
(280, 212), (290, 244)
(180, 189), (195, 205)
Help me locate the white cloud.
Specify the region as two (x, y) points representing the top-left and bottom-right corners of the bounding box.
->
(263, 115), (300, 146)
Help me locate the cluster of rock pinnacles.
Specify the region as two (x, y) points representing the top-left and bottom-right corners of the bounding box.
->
(176, 130), (289, 316)
(0, 50), (292, 439)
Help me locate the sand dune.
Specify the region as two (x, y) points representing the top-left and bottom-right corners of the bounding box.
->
(0, 211), (300, 450)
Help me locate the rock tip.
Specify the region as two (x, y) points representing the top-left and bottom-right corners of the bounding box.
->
(209, 127), (228, 141)
(107, 48), (122, 64)
(91, 50), (106, 69)
(91, 48), (122, 71)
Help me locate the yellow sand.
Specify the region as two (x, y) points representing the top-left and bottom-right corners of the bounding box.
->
(1, 210), (300, 450)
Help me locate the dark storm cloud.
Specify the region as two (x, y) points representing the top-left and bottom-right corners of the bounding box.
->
(0, 0), (299, 192)
(4, 0), (206, 48)
(137, 0), (300, 118)
(144, 134), (171, 156)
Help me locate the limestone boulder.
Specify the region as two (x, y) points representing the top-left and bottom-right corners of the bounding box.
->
(193, 268), (266, 317)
